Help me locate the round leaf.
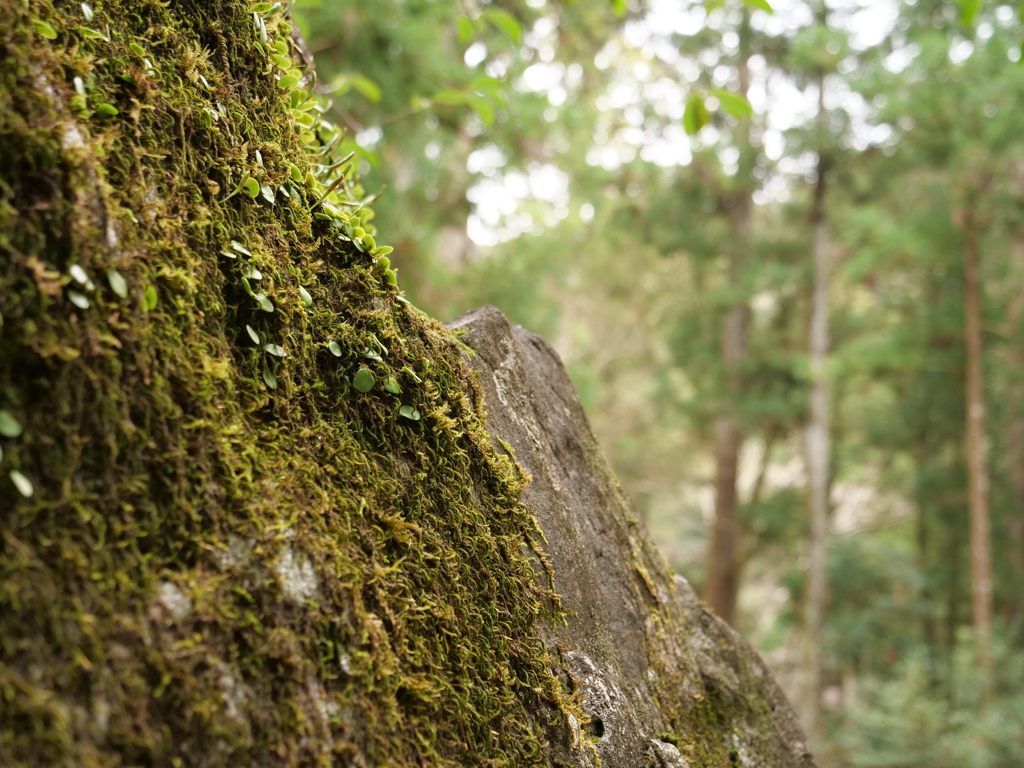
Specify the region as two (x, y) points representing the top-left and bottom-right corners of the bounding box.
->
(278, 74), (299, 90)
(0, 410), (23, 438)
(10, 470), (33, 498)
(328, 341), (342, 357)
(68, 290), (90, 309)
(264, 343), (286, 357)
(107, 268), (128, 298)
(69, 264), (89, 285)
(383, 377), (401, 395)
(399, 405), (421, 422)
(143, 285), (158, 311)
(353, 369), (375, 393)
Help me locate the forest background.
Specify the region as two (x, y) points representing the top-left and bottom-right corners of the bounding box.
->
(292, 0), (1024, 764)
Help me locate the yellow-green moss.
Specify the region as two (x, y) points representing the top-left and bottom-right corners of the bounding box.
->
(0, 1), (578, 765)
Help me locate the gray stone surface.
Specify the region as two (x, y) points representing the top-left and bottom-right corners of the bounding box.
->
(448, 306), (817, 768)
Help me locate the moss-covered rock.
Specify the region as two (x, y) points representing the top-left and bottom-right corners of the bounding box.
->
(0, 3), (817, 767)
(0, 2), (579, 765)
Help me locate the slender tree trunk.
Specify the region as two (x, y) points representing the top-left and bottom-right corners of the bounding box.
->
(803, 67), (831, 739)
(962, 197), (993, 684)
(1009, 410), (1024, 620)
(705, 12), (752, 627)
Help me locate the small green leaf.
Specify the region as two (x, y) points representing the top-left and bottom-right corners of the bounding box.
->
(611, 0), (628, 17)
(246, 324), (261, 344)
(363, 348), (383, 363)
(260, 183), (276, 203)
(230, 240), (252, 256)
(77, 26), (106, 39)
(372, 246), (394, 258)
(377, 256), (391, 270)
(0, 410), (23, 438)
(272, 54), (291, 69)
(264, 343), (286, 357)
(384, 268), (398, 286)
(225, 176), (252, 200)
(94, 102), (119, 117)
(383, 377), (401, 395)
(34, 19), (58, 39)
(107, 268), (128, 298)
(69, 264), (89, 285)
(298, 285), (313, 306)
(398, 405), (421, 421)
(143, 285), (158, 311)
(129, 42), (146, 56)
(242, 264), (262, 280)
(278, 74), (300, 90)
(10, 469), (33, 498)
(81, 3), (94, 22)
(328, 341), (342, 357)
(263, 369), (278, 389)
(739, 0), (774, 13)
(683, 94), (709, 135)
(710, 89), (753, 118)
(250, 2), (274, 12)
(402, 365), (422, 383)
(68, 290), (90, 309)
(353, 369), (375, 393)
(253, 292), (274, 312)
(243, 177), (260, 197)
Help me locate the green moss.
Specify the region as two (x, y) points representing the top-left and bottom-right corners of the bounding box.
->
(0, 1), (578, 765)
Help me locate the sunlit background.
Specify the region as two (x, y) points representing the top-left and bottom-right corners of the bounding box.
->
(295, 0), (1024, 763)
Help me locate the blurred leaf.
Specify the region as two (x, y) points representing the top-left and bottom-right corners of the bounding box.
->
(611, 0), (628, 17)
(959, 0), (980, 25)
(739, 0), (773, 14)
(467, 94), (495, 126)
(457, 15), (476, 45)
(683, 94), (709, 135)
(483, 11), (522, 44)
(0, 410), (22, 438)
(107, 268), (128, 298)
(9, 469), (33, 498)
(710, 89), (753, 118)
(349, 75), (382, 103)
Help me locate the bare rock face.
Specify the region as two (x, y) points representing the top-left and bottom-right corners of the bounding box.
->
(448, 306), (817, 768)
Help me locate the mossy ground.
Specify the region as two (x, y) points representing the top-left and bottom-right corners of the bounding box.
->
(0, 1), (578, 765)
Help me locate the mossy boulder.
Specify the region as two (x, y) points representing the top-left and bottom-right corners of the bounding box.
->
(0, 2), (814, 766)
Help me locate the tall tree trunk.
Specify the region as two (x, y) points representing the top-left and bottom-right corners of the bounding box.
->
(1008, 284), (1024, 621)
(803, 67), (831, 740)
(705, 11), (752, 627)
(962, 196), (993, 684)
